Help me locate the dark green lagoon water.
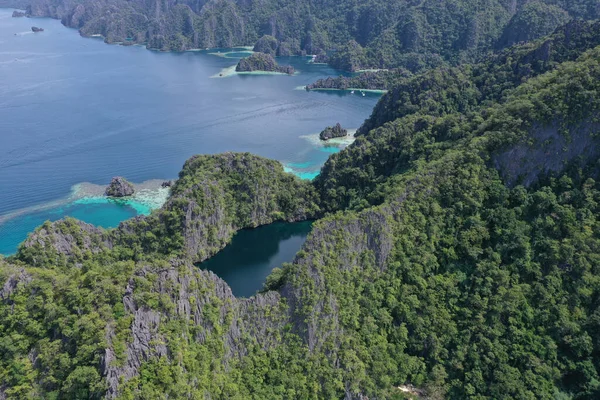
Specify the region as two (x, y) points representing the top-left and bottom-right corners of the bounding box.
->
(200, 221), (312, 297)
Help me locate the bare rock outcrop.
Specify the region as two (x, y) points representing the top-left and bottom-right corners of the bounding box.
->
(319, 123), (347, 141)
(105, 176), (134, 197)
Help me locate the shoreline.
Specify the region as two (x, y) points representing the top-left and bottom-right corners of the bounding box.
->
(0, 179), (170, 226)
(283, 129), (358, 180)
(298, 86), (388, 94)
(212, 64), (298, 78)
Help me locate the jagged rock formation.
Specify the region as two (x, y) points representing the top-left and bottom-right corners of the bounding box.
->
(328, 40), (367, 72)
(1, 153), (319, 398)
(312, 53), (328, 63)
(116, 153), (319, 261)
(235, 52), (294, 75)
(105, 176), (134, 197)
(18, 218), (113, 267)
(12, 10), (26, 17)
(319, 123), (347, 141)
(357, 19), (600, 136)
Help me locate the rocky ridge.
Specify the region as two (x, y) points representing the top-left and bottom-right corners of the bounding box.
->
(235, 52), (294, 75)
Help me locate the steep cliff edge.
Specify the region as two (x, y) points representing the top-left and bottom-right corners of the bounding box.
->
(16, 153), (319, 266)
(116, 153), (319, 262)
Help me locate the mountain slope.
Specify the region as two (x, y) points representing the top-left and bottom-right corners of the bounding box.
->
(22, 0), (599, 71)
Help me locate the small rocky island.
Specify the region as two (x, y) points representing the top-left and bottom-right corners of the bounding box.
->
(236, 52), (295, 75)
(319, 123), (348, 141)
(12, 11), (26, 17)
(31, 26), (44, 32)
(105, 176), (135, 197)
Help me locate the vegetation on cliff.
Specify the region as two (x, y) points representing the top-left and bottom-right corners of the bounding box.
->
(23, 0), (599, 71)
(235, 53), (294, 75)
(307, 19), (600, 92)
(2, 19), (600, 400)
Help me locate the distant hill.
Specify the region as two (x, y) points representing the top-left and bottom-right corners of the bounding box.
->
(23, 0), (600, 71)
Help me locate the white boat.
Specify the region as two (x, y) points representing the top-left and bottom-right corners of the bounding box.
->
(362, 92), (366, 96)
(350, 90), (355, 94)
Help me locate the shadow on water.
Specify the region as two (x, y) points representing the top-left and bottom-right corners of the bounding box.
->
(198, 221), (313, 297)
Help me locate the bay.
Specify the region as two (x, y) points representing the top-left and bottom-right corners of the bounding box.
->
(0, 8), (379, 255)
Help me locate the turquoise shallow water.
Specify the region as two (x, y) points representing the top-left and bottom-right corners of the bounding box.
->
(0, 200), (137, 255)
(0, 8), (379, 255)
(200, 221), (313, 297)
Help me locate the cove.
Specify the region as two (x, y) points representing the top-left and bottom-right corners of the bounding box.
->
(199, 221), (313, 297)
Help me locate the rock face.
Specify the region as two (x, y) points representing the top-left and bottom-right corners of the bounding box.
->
(161, 180), (173, 188)
(105, 176), (135, 197)
(319, 123), (347, 141)
(12, 10), (26, 17)
(31, 26), (44, 32)
(253, 35), (279, 56)
(18, 218), (114, 267)
(236, 52), (295, 75)
(117, 153), (320, 262)
(4, 21), (600, 400)
(496, 1), (571, 48)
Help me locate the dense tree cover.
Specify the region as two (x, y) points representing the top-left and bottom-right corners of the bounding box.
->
(18, 153), (319, 268)
(2, 21), (600, 400)
(314, 20), (600, 211)
(307, 19), (600, 103)
(496, 1), (571, 48)
(25, 0), (598, 70)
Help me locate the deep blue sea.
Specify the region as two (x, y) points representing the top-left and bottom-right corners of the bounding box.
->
(0, 8), (380, 258)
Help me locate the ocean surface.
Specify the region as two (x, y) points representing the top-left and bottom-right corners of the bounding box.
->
(0, 9), (379, 268)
